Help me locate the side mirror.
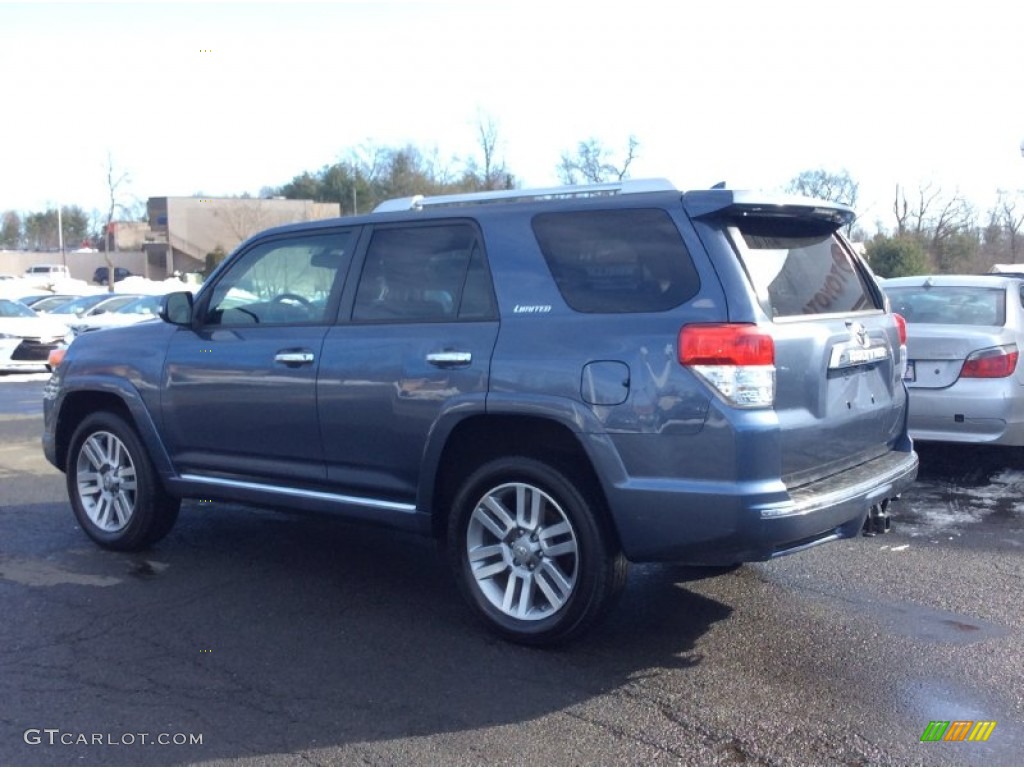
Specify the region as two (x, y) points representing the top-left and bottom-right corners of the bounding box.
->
(160, 291), (194, 326)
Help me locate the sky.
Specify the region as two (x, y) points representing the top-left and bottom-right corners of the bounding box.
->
(2, 0), (1023, 232)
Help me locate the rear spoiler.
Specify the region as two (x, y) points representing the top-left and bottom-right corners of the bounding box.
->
(682, 189), (856, 228)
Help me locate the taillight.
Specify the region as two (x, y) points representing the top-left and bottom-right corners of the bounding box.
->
(679, 324), (775, 408)
(960, 344), (1018, 379)
(892, 313), (908, 377)
(893, 313), (907, 345)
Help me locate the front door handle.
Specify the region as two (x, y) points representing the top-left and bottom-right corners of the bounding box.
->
(426, 350), (472, 368)
(274, 350), (315, 366)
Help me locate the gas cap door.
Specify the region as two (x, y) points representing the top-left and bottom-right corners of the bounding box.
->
(581, 361), (630, 406)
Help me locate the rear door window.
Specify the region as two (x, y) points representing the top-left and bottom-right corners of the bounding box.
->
(531, 208), (699, 313)
(352, 223), (495, 322)
(731, 218), (879, 318)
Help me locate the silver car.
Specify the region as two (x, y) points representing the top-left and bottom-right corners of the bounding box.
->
(884, 274), (1024, 445)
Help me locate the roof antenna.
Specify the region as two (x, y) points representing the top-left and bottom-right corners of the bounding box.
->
(711, 181), (727, 189)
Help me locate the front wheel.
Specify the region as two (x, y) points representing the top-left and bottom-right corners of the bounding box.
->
(66, 412), (180, 551)
(448, 457), (627, 646)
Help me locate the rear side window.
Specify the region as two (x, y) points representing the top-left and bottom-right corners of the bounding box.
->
(885, 286), (1006, 326)
(531, 208), (699, 313)
(352, 223), (496, 322)
(733, 218), (879, 318)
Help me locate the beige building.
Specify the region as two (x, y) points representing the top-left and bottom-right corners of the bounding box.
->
(143, 197), (341, 278)
(108, 221), (150, 251)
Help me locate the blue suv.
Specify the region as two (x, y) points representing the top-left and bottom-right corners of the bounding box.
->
(43, 180), (918, 644)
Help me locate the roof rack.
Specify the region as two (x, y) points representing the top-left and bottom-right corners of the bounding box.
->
(372, 177), (677, 213)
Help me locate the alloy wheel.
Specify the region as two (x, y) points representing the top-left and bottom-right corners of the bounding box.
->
(465, 482), (579, 621)
(74, 430), (138, 533)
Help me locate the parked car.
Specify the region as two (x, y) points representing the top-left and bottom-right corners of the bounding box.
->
(884, 273), (1024, 446)
(65, 294), (166, 337)
(46, 293), (142, 321)
(43, 180), (917, 645)
(25, 264), (70, 280)
(21, 294), (81, 313)
(17, 294), (60, 307)
(92, 266), (133, 285)
(0, 298), (68, 373)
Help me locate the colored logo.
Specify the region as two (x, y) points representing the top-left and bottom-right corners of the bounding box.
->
(921, 720), (996, 742)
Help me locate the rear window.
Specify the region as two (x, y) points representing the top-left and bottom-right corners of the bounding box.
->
(885, 286), (1006, 326)
(531, 208), (699, 313)
(732, 218), (878, 318)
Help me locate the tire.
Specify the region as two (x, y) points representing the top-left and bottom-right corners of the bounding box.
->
(448, 456), (627, 646)
(66, 411), (180, 551)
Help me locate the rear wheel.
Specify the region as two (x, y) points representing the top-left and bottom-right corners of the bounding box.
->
(448, 456), (627, 645)
(66, 412), (180, 551)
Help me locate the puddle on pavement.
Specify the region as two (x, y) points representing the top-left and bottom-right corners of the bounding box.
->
(0, 555), (169, 587)
(0, 556), (123, 587)
(896, 444), (1024, 535)
(842, 592), (1006, 645)
(771, 575), (1009, 646)
(899, 679), (1024, 762)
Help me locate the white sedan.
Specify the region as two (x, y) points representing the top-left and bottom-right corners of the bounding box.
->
(0, 299), (68, 373)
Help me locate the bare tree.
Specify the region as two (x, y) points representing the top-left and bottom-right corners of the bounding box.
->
(928, 193), (975, 259)
(473, 111), (512, 190)
(996, 190), (1024, 262)
(558, 136), (639, 185)
(103, 153), (131, 291)
(893, 184), (910, 236)
(786, 168), (859, 209)
(893, 182), (978, 271)
(908, 182), (942, 237)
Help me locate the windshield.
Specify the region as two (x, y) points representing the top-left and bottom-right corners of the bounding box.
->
(116, 295), (162, 315)
(0, 299), (38, 318)
(50, 295), (112, 315)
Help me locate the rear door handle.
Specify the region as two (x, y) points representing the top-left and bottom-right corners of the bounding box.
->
(274, 350), (315, 366)
(426, 351), (472, 368)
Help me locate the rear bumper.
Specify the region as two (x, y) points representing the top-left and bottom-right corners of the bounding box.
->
(907, 379), (1024, 446)
(606, 449), (919, 564)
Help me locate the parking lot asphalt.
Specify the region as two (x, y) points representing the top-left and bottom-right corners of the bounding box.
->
(1, 377), (1022, 766)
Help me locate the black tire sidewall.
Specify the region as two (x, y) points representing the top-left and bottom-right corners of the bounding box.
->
(448, 456), (616, 645)
(66, 411), (176, 551)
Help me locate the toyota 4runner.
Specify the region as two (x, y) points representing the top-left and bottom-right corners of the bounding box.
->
(43, 179), (918, 645)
